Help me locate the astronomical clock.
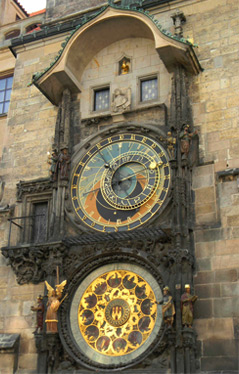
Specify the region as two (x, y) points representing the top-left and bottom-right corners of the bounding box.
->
(61, 124), (173, 371)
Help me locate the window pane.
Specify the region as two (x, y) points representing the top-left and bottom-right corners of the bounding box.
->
(0, 79), (6, 90)
(5, 89), (11, 101)
(94, 88), (109, 111)
(0, 103), (3, 114)
(0, 91), (4, 102)
(32, 202), (48, 243)
(6, 76), (13, 89)
(141, 78), (158, 102)
(3, 101), (9, 113)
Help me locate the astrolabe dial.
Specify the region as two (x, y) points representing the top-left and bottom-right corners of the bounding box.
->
(71, 133), (171, 232)
(77, 269), (157, 356)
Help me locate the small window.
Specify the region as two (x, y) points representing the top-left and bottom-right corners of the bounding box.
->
(32, 202), (48, 243)
(0, 76), (13, 115)
(26, 23), (42, 33)
(5, 29), (20, 40)
(94, 88), (110, 111)
(140, 77), (158, 102)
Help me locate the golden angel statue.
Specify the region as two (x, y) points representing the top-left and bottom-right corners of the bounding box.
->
(45, 280), (67, 333)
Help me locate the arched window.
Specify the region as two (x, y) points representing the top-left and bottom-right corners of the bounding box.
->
(26, 23), (42, 33)
(5, 29), (20, 40)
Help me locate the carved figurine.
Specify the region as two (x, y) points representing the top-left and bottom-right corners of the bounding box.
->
(45, 280), (67, 333)
(179, 124), (198, 159)
(31, 295), (44, 333)
(112, 88), (131, 113)
(181, 284), (198, 328)
(48, 150), (58, 181)
(121, 60), (130, 75)
(57, 147), (71, 180)
(160, 286), (175, 327)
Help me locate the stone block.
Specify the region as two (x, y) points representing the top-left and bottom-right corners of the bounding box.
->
(196, 258), (212, 271)
(195, 186), (216, 204)
(201, 356), (238, 371)
(195, 284), (220, 299)
(203, 338), (237, 356)
(195, 228), (222, 243)
(213, 297), (239, 318)
(194, 318), (234, 340)
(194, 299), (213, 319)
(221, 283), (239, 297)
(212, 254), (239, 270)
(194, 271), (215, 285)
(18, 353), (37, 371)
(195, 241), (214, 258)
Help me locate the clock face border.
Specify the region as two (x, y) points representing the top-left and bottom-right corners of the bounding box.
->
(68, 263), (163, 368)
(69, 124), (172, 233)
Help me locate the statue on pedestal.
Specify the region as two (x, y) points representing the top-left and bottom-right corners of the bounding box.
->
(181, 284), (198, 328)
(159, 286), (175, 327)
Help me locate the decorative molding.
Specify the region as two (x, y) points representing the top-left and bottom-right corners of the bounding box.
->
(16, 178), (52, 202)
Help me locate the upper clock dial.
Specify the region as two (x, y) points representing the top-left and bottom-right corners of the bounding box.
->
(71, 133), (171, 232)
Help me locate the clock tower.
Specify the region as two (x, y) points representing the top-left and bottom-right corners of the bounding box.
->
(3, 1), (202, 373)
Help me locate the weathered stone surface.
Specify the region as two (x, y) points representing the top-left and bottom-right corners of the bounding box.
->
(194, 318), (234, 340)
(203, 338), (237, 357)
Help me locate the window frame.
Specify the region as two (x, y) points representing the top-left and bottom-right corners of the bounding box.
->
(138, 74), (159, 104)
(0, 73), (13, 116)
(20, 192), (52, 245)
(92, 85), (110, 113)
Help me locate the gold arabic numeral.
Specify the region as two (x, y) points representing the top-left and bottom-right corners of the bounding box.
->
(91, 222), (95, 227)
(163, 163), (169, 168)
(102, 226), (106, 232)
(152, 143), (157, 149)
(165, 175), (170, 180)
(107, 137), (112, 143)
(74, 173), (80, 177)
(114, 226), (118, 232)
(142, 137), (147, 144)
(72, 184), (77, 189)
(79, 161), (85, 166)
(119, 134), (124, 140)
(82, 215), (87, 221)
(130, 134), (136, 140)
(72, 196), (77, 200)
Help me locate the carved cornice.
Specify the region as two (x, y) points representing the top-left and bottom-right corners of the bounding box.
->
(16, 178), (52, 202)
(1, 242), (67, 285)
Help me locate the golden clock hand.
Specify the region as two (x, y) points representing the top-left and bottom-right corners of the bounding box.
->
(116, 162), (162, 184)
(82, 186), (101, 196)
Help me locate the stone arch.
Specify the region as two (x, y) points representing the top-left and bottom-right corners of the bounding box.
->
(35, 7), (201, 104)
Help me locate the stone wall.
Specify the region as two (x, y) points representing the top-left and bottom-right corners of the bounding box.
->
(0, 35), (63, 372)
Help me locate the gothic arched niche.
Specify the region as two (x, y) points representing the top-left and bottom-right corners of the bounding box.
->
(34, 6), (201, 105)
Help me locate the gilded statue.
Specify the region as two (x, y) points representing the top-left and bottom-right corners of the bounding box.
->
(181, 284), (198, 328)
(45, 280), (67, 333)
